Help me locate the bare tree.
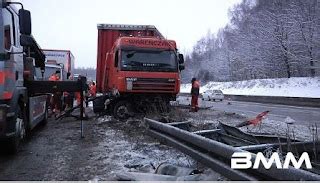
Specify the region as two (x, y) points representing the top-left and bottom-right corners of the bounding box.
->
(183, 0), (320, 82)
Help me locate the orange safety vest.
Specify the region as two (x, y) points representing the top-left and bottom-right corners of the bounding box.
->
(75, 92), (81, 105)
(90, 85), (96, 97)
(191, 80), (200, 96)
(192, 81), (200, 89)
(49, 74), (59, 81)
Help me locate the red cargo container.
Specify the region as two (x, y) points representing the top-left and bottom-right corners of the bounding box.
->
(96, 24), (164, 92)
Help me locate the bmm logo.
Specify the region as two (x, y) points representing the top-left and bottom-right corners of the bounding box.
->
(231, 152), (312, 169)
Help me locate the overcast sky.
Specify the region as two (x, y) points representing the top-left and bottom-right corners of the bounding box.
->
(22, 0), (241, 68)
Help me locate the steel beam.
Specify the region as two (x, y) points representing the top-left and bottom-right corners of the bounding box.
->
(148, 129), (257, 180)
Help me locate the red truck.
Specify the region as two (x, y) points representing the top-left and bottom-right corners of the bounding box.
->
(94, 24), (185, 119)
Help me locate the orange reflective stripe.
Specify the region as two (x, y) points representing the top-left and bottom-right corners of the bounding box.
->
(4, 71), (15, 80)
(2, 91), (13, 100)
(0, 72), (5, 85)
(0, 70), (16, 83)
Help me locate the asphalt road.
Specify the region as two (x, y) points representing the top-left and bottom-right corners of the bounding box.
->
(177, 96), (320, 126)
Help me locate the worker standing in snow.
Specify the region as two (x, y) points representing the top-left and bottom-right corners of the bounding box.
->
(89, 81), (97, 97)
(190, 77), (200, 112)
(49, 71), (61, 115)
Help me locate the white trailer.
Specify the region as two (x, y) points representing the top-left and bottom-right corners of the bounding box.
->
(42, 49), (75, 75)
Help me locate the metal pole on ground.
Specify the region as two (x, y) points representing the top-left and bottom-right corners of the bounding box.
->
(80, 85), (84, 138)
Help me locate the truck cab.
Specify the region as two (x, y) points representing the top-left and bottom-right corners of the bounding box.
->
(0, 1), (48, 153)
(95, 24), (185, 119)
(105, 37), (181, 96)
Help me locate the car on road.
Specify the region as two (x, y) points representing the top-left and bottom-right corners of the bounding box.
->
(202, 90), (224, 101)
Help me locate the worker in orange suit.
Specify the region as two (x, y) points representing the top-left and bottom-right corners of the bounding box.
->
(190, 77), (200, 112)
(49, 71), (60, 81)
(75, 76), (88, 119)
(49, 71), (61, 115)
(89, 81), (97, 97)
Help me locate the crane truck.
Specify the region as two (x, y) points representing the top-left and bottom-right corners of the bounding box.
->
(0, 1), (49, 153)
(0, 0), (86, 153)
(94, 24), (185, 119)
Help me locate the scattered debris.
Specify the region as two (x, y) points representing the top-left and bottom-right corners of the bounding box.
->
(235, 111), (270, 127)
(285, 116), (295, 125)
(116, 163), (212, 181)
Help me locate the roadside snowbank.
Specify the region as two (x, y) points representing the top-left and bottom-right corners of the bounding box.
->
(180, 77), (320, 98)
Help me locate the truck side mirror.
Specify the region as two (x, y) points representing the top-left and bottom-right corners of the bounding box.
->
(178, 54), (184, 64)
(179, 64), (185, 71)
(19, 9), (32, 35)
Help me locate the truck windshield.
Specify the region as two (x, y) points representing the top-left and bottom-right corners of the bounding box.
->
(120, 50), (178, 72)
(35, 66), (63, 80)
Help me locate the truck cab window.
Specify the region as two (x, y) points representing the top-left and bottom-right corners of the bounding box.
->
(4, 26), (11, 50)
(2, 9), (13, 51)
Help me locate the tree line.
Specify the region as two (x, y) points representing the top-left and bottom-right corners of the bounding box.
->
(73, 67), (96, 81)
(182, 0), (320, 83)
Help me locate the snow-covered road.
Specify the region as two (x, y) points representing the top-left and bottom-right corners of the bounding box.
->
(177, 96), (320, 126)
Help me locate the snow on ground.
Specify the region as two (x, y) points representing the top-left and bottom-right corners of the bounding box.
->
(93, 116), (203, 180)
(181, 77), (320, 98)
(177, 96), (315, 141)
(185, 109), (314, 142)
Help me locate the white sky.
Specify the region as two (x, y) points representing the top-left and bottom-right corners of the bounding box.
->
(22, 0), (241, 68)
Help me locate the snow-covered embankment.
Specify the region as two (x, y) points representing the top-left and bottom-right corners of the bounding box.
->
(180, 77), (320, 98)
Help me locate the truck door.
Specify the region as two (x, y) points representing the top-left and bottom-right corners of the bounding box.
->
(8, 7), (23, 86)
(0, 7), (24, 101)
(108, 50), (120, 91)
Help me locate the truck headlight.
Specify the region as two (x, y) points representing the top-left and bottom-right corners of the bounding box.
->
(126, 78), (137, 91)
(126, 81), (133, 90)
(126, 78), (137, 82)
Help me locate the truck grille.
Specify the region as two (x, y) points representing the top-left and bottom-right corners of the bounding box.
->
(131, 78), (176, 92)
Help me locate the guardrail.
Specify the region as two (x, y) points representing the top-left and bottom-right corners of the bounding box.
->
(178, 93), (320, 108)
(145, 118), (320, 180)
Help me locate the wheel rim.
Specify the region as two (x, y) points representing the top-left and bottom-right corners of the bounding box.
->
(116, 105), (128, 119)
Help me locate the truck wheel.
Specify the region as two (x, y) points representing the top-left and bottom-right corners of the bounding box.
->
(7, 107), (25, 154)
(113, 101), (132, 120)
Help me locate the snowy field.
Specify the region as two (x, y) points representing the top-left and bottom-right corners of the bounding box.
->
(181, 77), (320, 98)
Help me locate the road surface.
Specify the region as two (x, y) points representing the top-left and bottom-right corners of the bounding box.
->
(177, 96), (320, 126)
